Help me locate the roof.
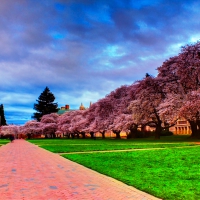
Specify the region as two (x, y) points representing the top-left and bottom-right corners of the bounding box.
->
(57, 109), (77, 115)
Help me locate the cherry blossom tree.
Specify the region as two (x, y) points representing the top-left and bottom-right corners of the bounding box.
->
(40, 113), (59, 138)
(22, 120), (42, 139)
(57, 112), (72, 138)
(57, 111), (83, 138)
(176, 43), (200, 92)
(95, 96), (115, 133)
(128, 76), (176, 139)
(158, 94), (183, 125)
(42, 123), (58, 138)
(68, 110), (87, 138)
(41, 113), (59, 123)
(81, 103), (102, 138)
(179, 90), (200, 137)
(157, 41), (200, 137)
(0, 125), (20, 138)
(92, 84), (138, 139)
(157, 42), (200, 93)
(12, 41), (200, 140)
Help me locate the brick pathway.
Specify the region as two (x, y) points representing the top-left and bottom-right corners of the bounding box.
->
(0, 140), (162, 200)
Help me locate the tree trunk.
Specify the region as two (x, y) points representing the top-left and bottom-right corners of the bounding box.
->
(189, 120), (198, 138)
(197, 120), (200, 138)
(81, 131), (86, 139)
(155, 124), (162, 139)
(50, 132), (54, 138)
(71, 133), (75, 139)
(27, 133), (31, 139)
(101, 131), (105, 139)
(90, 132), (94, 139)
(113, 130), (121, 139)
(128, 127), (138, 138)
(153, 109), (163, 139)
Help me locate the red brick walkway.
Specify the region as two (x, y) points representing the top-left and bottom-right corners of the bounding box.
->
(0, 140), (162, 200)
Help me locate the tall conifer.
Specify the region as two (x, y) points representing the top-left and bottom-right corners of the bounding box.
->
(32, 87), (58, 121)
(0, 104), (7, 125)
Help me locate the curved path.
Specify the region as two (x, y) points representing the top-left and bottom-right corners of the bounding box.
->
(0, 140), (161, 200)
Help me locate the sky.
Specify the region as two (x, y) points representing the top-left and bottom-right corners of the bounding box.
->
(0, 0), (200, 125)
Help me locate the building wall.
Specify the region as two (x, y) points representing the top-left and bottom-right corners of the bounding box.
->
(169, 119), (192, 135)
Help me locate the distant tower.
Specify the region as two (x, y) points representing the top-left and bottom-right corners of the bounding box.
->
(89, 102), (92, 108)
(79, 103), (85, 110)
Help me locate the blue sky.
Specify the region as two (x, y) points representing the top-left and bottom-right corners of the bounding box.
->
(0, 0), (200, 125)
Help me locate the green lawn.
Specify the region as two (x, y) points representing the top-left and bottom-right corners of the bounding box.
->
(30, 142), (196, 153)
(0, 139), (10, 145)
(28, 135), (198, 153)
(63, 146), (200, 200)
(29, 136), (200, 200)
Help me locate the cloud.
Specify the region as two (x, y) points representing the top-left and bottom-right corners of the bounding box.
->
(0, 0), (200, 124)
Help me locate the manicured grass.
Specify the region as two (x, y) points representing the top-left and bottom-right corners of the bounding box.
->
(63, 146), (200, 200)
(0, 139), (10, 145)
(31, 143), (196, 153)
(29, 135), (194, 144)
(28, 136), (198, 153)
(29, 136), (200, 199)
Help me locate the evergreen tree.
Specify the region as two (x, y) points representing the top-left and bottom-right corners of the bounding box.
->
(32, 87), (59, 121)
(0, 104), (7, 125)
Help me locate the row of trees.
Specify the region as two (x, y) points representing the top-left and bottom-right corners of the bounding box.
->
(1, 41), (200, 139)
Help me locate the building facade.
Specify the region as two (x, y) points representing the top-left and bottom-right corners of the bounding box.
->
(169, 119), (192, 135)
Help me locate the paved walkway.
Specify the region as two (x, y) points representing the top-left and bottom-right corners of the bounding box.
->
(0, 140), (162, 200)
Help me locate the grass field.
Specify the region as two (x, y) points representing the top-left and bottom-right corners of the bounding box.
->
(0, 139), (10, 146)
(64, 146), (200, 200)
(28, 135), (198, 153)
(29, 136), (200, 200)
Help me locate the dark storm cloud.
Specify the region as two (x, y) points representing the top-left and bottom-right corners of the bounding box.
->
(0, 0), (200, 124)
